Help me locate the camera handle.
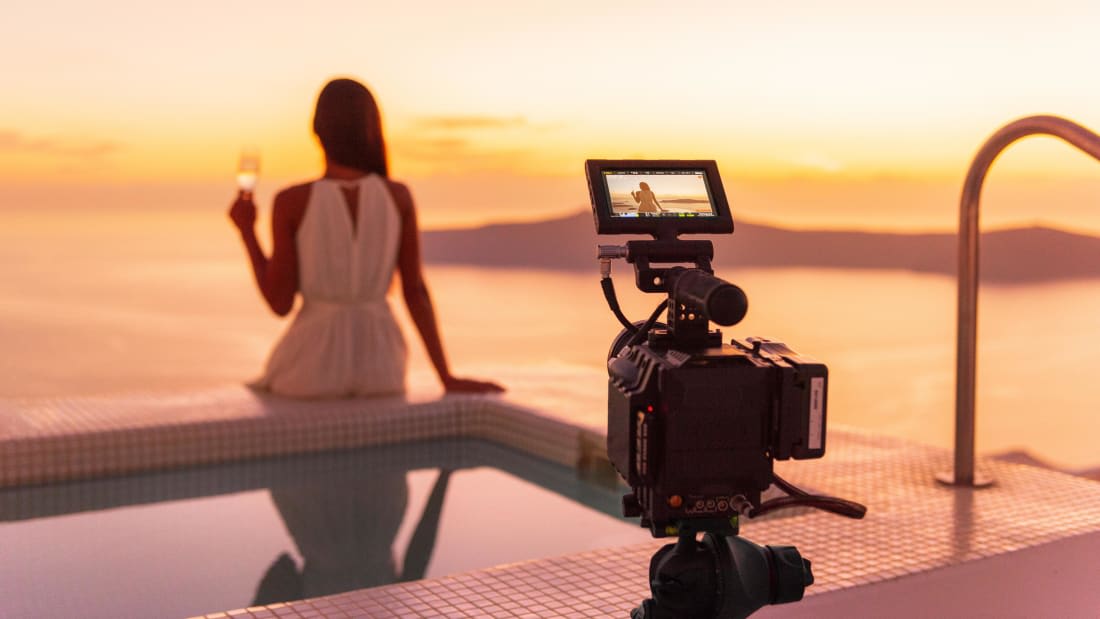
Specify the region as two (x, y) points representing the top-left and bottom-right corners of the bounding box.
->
(599, 239), (745, 336)
(598, 240), (715, 291)
(628, 239), (715, 293)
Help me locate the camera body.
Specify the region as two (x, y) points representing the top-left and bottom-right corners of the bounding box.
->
(608, 332), (827, 536)
(589, 159), (829, 537)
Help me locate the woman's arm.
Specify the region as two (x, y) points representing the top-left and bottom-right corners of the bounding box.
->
(390, 181), (503, 394)
(229, 189), (302, 316)
(631, 190), (640, 203)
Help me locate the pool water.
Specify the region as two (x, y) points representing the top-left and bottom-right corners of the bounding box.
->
(0, 439), (650, 619)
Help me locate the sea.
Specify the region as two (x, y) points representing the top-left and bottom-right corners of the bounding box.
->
(5, 207), (1100, 471)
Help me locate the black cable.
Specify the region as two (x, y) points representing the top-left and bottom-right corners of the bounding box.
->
(625, 299), (669, 348)
(749, 495), (866, 519)
(601, 277), (638, 333)
(748, 473), (867, 520)
(771, 473), (811, 498)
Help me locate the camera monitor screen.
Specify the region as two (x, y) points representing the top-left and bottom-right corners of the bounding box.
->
(587, 159), (733, 237)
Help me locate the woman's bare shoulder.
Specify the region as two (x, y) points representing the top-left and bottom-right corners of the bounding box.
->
(271, 181), (314, 228)
(384, 179), (415, 214)
(274, 181), (314, 206)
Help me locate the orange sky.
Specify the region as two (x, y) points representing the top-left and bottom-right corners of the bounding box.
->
(4, 1), (1100, 231)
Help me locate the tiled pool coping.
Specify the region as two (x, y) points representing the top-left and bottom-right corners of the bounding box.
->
(186, 431), (1100, 618)
(0, 387), (603, 489)
(2, 387), (1099, 617)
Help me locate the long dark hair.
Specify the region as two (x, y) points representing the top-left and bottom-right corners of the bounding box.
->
(312, 78), (389, 177)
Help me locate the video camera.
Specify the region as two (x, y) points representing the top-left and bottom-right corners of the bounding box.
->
(587, 159), (863, 619)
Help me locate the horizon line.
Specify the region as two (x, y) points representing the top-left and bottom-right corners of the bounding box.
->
(419, 208), (1100, 238)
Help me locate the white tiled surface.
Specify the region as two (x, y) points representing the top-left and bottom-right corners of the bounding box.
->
(2, 385), (1099, 618)
(191, 431), (1100, 618)
(0, 386), (598, 488)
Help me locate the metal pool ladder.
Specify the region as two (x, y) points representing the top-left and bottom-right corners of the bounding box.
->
(939, 115), (1100, 487)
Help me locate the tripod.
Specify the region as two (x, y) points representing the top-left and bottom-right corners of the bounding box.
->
(631, 528), (813, 619)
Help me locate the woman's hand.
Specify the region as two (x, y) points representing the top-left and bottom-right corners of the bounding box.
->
(229, 191), (257, 233)
(442, 375), (505, 394)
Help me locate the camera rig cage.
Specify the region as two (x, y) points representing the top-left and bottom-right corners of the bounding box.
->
(588, 159), (865, 619)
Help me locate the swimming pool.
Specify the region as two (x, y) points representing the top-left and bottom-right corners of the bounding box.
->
(0, 438), (650, 619)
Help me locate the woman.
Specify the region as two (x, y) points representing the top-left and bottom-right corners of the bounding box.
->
(631, 181), (662, 214)
(229, 78), (502, 397)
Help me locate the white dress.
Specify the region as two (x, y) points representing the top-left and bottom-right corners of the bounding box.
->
(255, 175), (407, 398)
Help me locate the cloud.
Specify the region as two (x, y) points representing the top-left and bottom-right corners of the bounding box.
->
(0, 130), (122, 158)
(391, 135), (535, 174)
(393, 136), (473, 159)
(395, 116), (560, 174)
(414, 115), (528, 130)
(787, 152), (844, 174)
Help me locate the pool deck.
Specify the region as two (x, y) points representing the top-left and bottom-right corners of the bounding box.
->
(2, 381), (1099, 618)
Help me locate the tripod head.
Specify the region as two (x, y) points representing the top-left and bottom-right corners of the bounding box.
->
(588, 158), (865, 618)
(634, 530), (814, 619)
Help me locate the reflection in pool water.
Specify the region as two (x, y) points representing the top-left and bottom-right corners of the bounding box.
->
(254, 467), (449, 604)
(0, 439), (646, 619)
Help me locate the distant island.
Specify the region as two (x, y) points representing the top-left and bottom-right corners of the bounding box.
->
(421, 210), (1100, 283)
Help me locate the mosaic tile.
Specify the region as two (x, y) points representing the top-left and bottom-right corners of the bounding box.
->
(4, 386), (1099, 618)
(0, 387), (589, 488)
(193, 436), (1100, 618)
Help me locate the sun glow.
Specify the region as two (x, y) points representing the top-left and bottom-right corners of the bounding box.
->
(4, 1), (1100, 230)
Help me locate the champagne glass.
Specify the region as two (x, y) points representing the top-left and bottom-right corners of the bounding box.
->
(237, 148), (260, 199)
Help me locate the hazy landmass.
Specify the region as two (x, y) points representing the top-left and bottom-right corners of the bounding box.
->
(421, 210), (1100, 283)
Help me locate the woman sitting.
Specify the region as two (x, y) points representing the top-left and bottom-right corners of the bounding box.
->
(229, 78), (502, 398)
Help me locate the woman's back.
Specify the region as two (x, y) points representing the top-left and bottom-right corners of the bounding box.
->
(298, 176), (400, 303)
(256, 175), (407, 397)
(637, 189), (660, 213)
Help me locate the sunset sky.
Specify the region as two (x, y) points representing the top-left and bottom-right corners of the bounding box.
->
(5, 1), (1100, 231)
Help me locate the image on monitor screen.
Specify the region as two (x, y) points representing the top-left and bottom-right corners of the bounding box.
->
(603, 170), (717, 218)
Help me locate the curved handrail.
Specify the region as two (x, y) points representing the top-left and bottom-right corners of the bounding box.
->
(943, 115), (1100, 487)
